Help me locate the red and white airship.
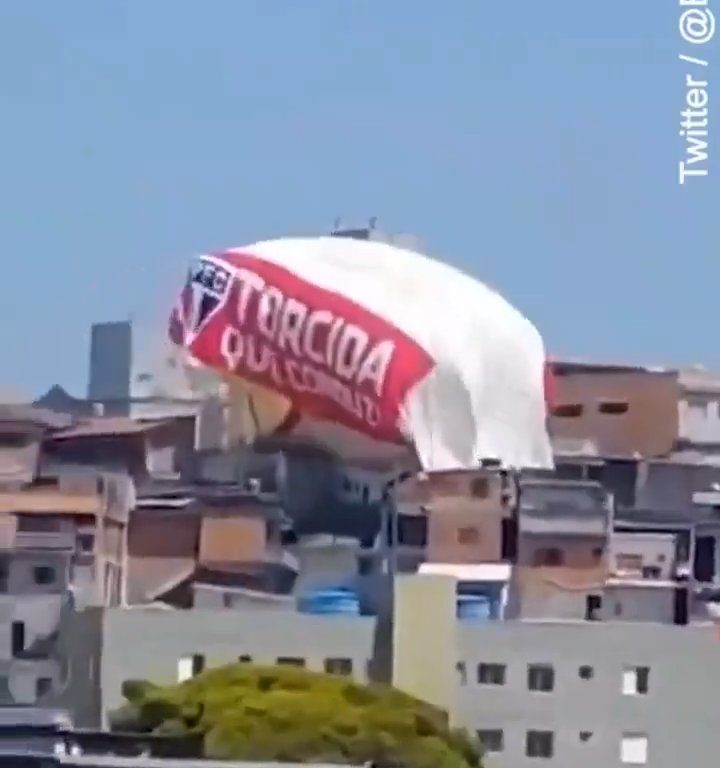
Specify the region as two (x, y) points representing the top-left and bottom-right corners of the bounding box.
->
(169, 236), (553, 472)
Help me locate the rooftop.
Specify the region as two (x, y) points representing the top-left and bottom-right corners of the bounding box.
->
(51, 417), (170, 440)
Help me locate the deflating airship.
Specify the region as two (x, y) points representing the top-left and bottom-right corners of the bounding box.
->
(168, 236), (553, 472)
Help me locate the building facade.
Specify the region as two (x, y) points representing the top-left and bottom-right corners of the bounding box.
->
(458, 620), (720, 768)
(51, 600), (720, 768)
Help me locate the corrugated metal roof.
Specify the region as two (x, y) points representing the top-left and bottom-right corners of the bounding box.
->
(52, 418), (169, 440)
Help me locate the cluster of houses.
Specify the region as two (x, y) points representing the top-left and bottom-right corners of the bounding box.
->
(2, 336), (720, 765)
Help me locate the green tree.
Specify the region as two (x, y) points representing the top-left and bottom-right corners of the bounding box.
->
(111, 662), (484, 767)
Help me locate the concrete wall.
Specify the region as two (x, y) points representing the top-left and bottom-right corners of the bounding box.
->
(679, 398), (720, 444)
(393, 574), (457, 720)
(4, 550), (69, 596)
(458, 621), (720, 768)
(52, 600), (720, 767)
(98, 608), (377, 724)
(549, 368), (679, 458)
(290, 541), (359, 593)
(602, 585), (675, 624)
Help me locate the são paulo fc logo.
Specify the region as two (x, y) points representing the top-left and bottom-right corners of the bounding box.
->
(170, 257), (231, 345)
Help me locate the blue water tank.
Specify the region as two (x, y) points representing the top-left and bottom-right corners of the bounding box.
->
(298, 587), (360, 616)
(457, 594), (491, 621)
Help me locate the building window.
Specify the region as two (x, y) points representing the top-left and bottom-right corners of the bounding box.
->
(477, 729), (504, 753)
(553, 403), (583, 418)
(526, 730), (554, 758)
(324, 658), (353, 676)
(77, 534), (95, 553)
(622, 666), (649, 695)
(35, 677), (53, 698)
(599, 400), (629, 415)
(33, 566), (56, 586)
(398, 514), (428, 547)
(533, 547), (564, 567)
(17, 515), (60, 532)
(477, 663), (506, 686)
(177, 654), (205, 682)
(457, 527), (480, 545)
(578, 665), (594, 680)
(277, 657), (305, 668)
(11, 622), (25, 656)
(501, 517), (518, 560)
(456, 662), (467, 686)
(585, 594), (602, 621)
(621, 733), (648, 764)
(238, 655), (252, 663)
(579, 731), (593, 743)
(527, 664), (555, 692)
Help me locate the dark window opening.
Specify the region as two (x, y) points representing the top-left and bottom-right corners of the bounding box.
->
(585, 594), (602, 621)
(694, 536), (716, 583)
(578, 665), (594, 680)
(17, 515), (61, 533)
(674, 586), (689, 625)
(477, 663), (506, 686)
(398, 514), (427, 548)
(553, 404), (583, 418)
(579, 731), (593, 742)
(598, 400), (629, 415)
(501, 517), (518, 561)
(587, 465), (604, 482)
(277, 657), (305, 667)
(555, 462), (585, 480)
(238, 655), (252, 663)
(526, 730), (554, 758)
(33, 566), (55, 586)
(0, 434), (29, 448)
(191, 654), (205, 676)
(527, 664), (555, 692)
(77, 534), (95, 553)
(324, 657), (353, 676)
(35, 677), (52, 698)
(11, 622), (25, 656)
(636, 666), (650, 694)
(477, 730), (504, 753)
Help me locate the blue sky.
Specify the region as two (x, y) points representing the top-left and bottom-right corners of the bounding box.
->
(1, 1), (717, 398)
